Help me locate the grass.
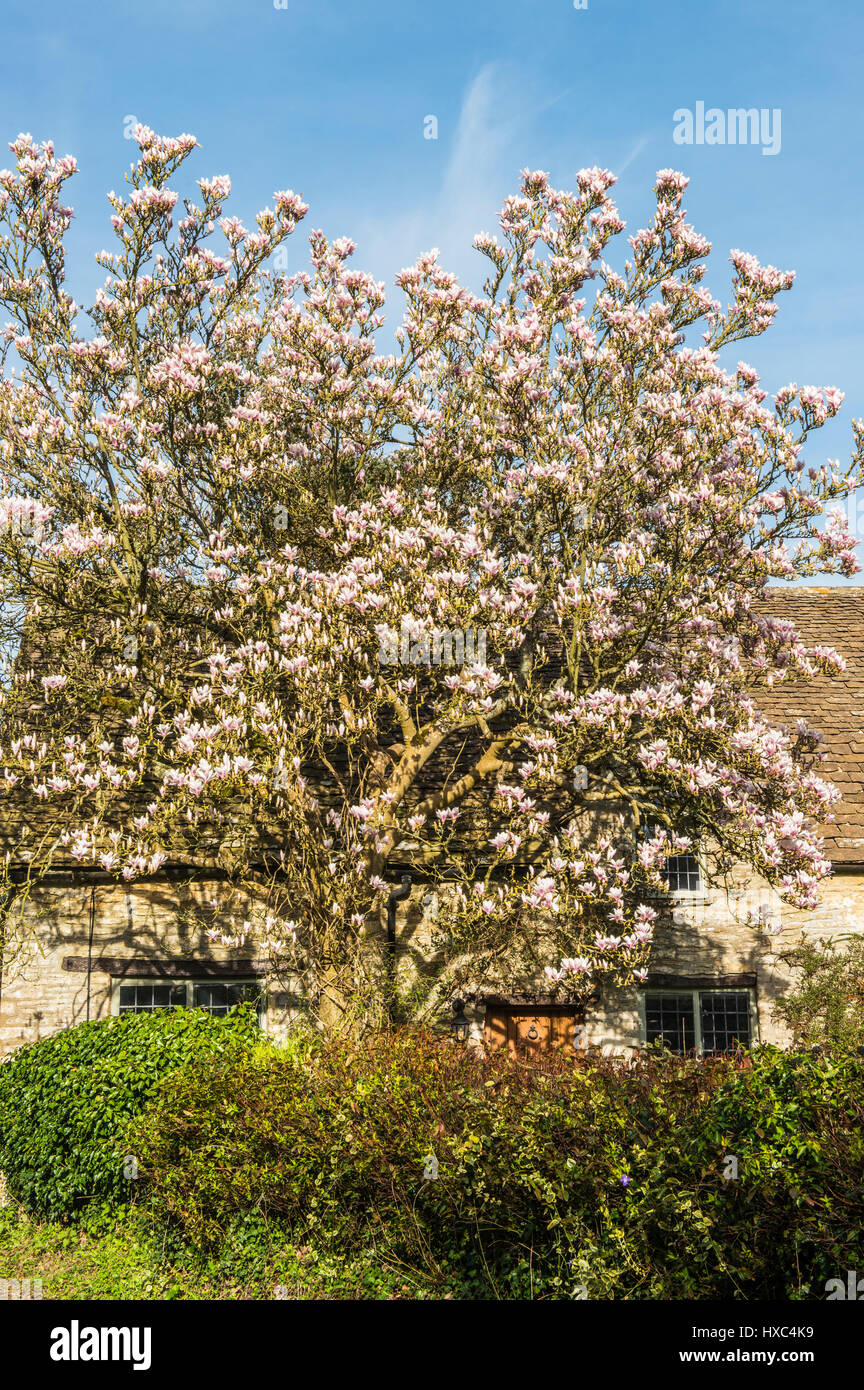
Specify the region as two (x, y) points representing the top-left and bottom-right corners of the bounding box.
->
(0, 1203), (444, 1300)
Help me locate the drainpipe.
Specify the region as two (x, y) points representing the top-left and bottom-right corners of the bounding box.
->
(85, 883), (96, 1022)
(386, 874), (411, 1021)
(0, 883), (20, 1021)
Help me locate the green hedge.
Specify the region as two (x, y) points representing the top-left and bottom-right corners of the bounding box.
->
(0, 1005), (260, 1220)
(127, 1033), (864, 1300)
(5, 1018), (863, 1297)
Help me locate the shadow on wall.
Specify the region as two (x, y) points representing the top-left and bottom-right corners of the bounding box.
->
(0, 874), (274, 1049)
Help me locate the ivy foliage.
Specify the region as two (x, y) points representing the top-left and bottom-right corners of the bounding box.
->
(0, 1005), (260, 1220)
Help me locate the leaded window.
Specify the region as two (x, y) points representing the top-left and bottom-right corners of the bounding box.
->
(115, 978), (263, 1018)
(118, 982), (187, 1014)
(663, 852), (701, 893)
(643, 988), (753, 1054)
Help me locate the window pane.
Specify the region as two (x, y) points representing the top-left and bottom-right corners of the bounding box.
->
(192, 981), (262, 1016)
(700, 992), (751, 1054)
(192, 983), (230, 1015)
(664, 854), (701, 892)
(226, 982), (262, 1009)
(118, 983), (185, 1013)
(644, 993), (695, 1053)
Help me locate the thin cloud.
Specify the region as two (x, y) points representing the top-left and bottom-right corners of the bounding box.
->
(356, 64), (532, 294)
(616, 133), (652, 177)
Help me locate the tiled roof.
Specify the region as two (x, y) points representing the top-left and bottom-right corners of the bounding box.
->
(757, 587), (864, 864)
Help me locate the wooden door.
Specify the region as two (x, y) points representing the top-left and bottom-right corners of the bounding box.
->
(485, 1006), (579, 1058)
(508, 1009), (553, 1057)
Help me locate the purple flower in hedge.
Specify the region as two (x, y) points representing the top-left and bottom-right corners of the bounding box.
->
(619, 1174), (631, 1187)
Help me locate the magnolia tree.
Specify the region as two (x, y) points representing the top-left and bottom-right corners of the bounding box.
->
(0, 127), (861, 1029)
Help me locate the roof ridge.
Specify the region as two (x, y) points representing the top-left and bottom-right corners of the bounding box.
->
(764, 585), (864, 594)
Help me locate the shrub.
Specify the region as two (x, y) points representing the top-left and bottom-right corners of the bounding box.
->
(773, 934), (864, 1049)
(128, 1032), (864, 1299)
(0, 1005), (261, 1220)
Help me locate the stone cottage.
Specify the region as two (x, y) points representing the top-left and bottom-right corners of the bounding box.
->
(1, 587), (862, 1059)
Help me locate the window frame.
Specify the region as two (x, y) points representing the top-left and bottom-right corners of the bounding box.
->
(112, 977), (266, 1020)
(661, 850), (703, 896)
(638, 986), (758, 1055)
(638, 823), (706, 900)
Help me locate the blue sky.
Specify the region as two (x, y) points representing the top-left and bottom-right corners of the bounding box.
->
(1, 0), (862, 574)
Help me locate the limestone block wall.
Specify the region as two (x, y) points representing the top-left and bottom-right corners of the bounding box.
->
(0, 877), (303, 1055)
(578, 867), (864, 1052)
(2, 863), (863, 1056)
(386, 865), (864, 1052)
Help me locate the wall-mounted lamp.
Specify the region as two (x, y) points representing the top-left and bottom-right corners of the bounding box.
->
(451, 997), (470, 1041)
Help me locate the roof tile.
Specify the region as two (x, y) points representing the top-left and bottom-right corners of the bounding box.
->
(757, 587), (864, 863)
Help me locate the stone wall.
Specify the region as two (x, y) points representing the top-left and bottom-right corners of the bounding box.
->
(588, 866), (864, 1052)
(0, 877), (304, 1055)
(2, 862), (864, 1056)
